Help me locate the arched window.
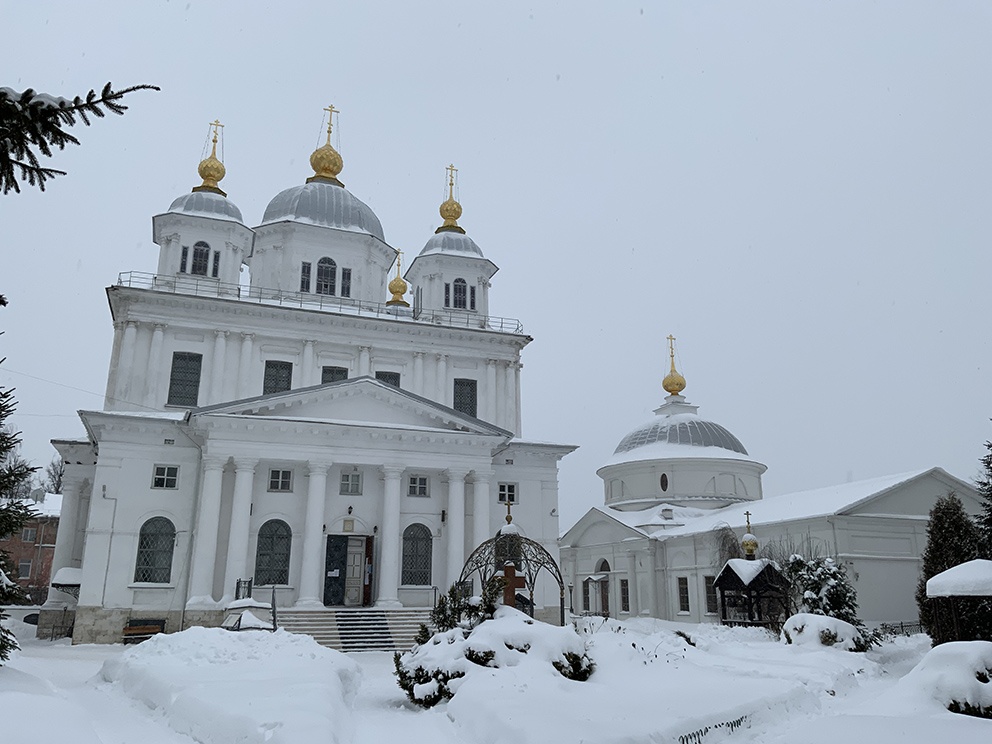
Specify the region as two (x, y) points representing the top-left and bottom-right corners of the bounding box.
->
(316, 257), (336, 295)
(191, 241), (211, 276)
(134, 517), (176, 583)
(452, 278), (467, 309)
(254, 519), (292, 586)
(401, 523), (432, 585)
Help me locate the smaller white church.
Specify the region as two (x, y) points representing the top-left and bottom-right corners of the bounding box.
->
(560, 340), (982, 626)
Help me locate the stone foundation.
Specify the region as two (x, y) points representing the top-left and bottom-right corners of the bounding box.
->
(70, 607), (224, 644)
(534, 606), (564, 626)
(36, 606), (76, 641)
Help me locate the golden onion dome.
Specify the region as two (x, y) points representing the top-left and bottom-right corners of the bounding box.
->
(192, 120), (227, 196)
(436, 163), (466, 234)
(662, 334), (686, 396)
(386, 251), (410, 307)
(307, 104), (345, 186)
(741, 533), (759, 557)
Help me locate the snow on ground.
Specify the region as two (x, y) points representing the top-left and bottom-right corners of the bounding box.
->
(3, 613), (990, 744)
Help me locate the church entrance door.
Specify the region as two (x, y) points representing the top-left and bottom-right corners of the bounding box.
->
(324, 535), (372, 607)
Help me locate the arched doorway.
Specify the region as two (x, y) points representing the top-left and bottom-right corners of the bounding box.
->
(597, 559), (611, 616)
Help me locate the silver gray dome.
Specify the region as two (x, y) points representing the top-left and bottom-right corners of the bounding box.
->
(261, 181), (384, 241)
(168, 191), (244, 223)
(418, 230), (485, 258)
(614, 418), (749, 456)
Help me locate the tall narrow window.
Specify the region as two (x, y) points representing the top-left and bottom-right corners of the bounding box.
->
(180, 245), (189, 273)
(470, 285), (476, 311)
(134, 517), (176, 583)
(340, 268), (352, 298)
(376, 370), (400, 387)
(453, 278), (467, 309)
(322, 366), (348, 384)
(167, 352), (202, 406)
(211, 251), (220, 278)
(677, 576), (690, 613)
(300, 262), (311, 292)
(263, 360), (293, 394)
(191, 241), (210, 276)
(254, 520), (291, 586)
(620, 579), (630, 612)
(582, 580), (591, 612)
(316, 257), (336, 295)
(401, 523), (432, 585)
(444, 283), (450, 307)
(453, 378), (477, 417)
(704, 576), (718, 614)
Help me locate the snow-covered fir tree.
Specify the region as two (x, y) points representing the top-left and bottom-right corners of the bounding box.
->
(976, 440), (992, 560)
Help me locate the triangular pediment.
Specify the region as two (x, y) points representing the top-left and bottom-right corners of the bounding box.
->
(193, 377), (510, 436)
(560, 507), (646, 548)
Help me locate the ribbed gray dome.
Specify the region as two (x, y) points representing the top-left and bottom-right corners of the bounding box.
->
(418, 230), (485, 258)
(614, 418), (748, 456)
(168, 191), (244, 223)
(261, 181), (384, 240)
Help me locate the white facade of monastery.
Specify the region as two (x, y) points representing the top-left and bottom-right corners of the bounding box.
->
(42, 127), (574, 643)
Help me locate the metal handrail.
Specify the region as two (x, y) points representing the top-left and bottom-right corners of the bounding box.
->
(116, 271), (524, 334)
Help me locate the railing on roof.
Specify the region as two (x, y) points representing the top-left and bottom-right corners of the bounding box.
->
(116, 271), (524, 334)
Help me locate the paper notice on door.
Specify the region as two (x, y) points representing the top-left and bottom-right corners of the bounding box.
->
(326, 569), (340, 578)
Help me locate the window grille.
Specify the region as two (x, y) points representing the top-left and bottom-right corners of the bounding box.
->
(340, 472), (362, 495)
(300, 262), (311, 292)
(322, 366), (348, 384)
(453, 378), (477, 417)
(375, 370), (400, 387)
(152, 465), (179, 489)
(408, 475), (429, 497)
(211, 251), (220, 278)
(620, 579), (630, 612)
(677, 577), (690, 613)
(268, 469), (292, 492)
(191, 242), (210, 276)
(401, 523), (432, 585)
(453, 278), (467, 309)
(582, 580), (590, 611)
(470, 285), (476, 311)
(498, 483), (517, 504)
(18, 560), (31, 579)
(21, 527), (37, 543)
(254, 520), (291, 585)
(444, 283), (450, 307)
(167, 352), (202, 406)
(316, 257), (336, 295)
(340, 268), (351, 298)
(180, 245), (189, 273)
(134, 517), (176, 583)
(263, 360), (293, 394)
(704, 576), (718, 614)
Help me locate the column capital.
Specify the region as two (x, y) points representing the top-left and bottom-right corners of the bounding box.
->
(153, 323), (167, 332)
(202, 455), (228, 471)
(381, 464), (405, 478)
(232, 456), (258, 473)
(444, 467), (470, 481)
(436, 353), (448, 361)
(306, 460), (334, 476)
(215, 329), (229, 338)
(304, 339), (316, 348)
(359, 345), (373, 353)
(113, 320), (125, 331)
(124, 320), (139, 330)
(486, 358), (499, 367)
(471, 469), (495, 482)
(413, 351), (425, 358)
(241, 331), (255, 341)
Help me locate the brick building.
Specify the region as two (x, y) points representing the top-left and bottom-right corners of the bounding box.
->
(0, 494), (62, 605)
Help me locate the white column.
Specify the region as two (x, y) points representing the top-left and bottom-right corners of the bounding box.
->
(187, 456), (227, 607)
(208, 330), (228, 404)
(446, 469), (468, 588)
(626, 552), (639, 616)
(513, 362), (522, 436)
(144, 323), (166, 407)
(376, 464), (404, 607)
(506, 361), (519, 435)
(359, 346), (372, 377)
(412, 352), (425, 396)
(485, 359), (498, 423)
(237, 332), (254, 399)
(104, 322), (125, 409)
(221, 457), (257, 603)
(301, 340), (315, 388)
(471, 469), (493, 551)
(42, 476), (82, 607)
(297, 460), (332, 607)
(497, 361), (509, 428)
(117, 320), (139, 406)
(435, 353), (448, 405)
(644, 544), (658, 617)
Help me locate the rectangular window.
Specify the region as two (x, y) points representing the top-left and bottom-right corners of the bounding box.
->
(677, 577), (690, 613)
(18, 560), (31, 579)
(704, 575), (718, 614)
(453, 378), (477, 417)
(620, 579), (630, 613)
(300, 262), (311, 293)
(263, 360), (293, 394)
(191, 244), (210, 276)
(211, 251), (220, 278)
(21, 527), (37, 543)
(444, 283), (450, 307)
(340, 471), (362, 495)
(376, 370), (401, 388)
(470, 285), (476, 311)
(152, 465), (179, 489)
(498, 483), (517, 504)
(268, 469), (293, 492)
(322, 366), (348, 384)
(341, 268), (352, 298)
(582, 580), (590, 612)
(180, 245), (189, 273)
(167, 352), (203, 406)
(408, 475), (429, 497)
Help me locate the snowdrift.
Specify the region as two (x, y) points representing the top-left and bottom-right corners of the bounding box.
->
(782, 613), (865, 651)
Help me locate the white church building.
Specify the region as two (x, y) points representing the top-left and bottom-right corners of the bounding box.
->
(560, 342), (983, 627)
(41, 118), (574, 643)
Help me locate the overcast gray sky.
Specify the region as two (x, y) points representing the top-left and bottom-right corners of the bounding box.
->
(2, 2), (990, 527)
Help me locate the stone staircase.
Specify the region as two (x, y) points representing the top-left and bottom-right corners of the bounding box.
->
(276, 608), (432, 652)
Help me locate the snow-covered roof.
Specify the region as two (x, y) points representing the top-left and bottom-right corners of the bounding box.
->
(926, 559), (992, 597)
(599, 440), (758, 468)
(417, 229), (485, 258)
(167, 190), (244, 223)
(8, 494), (62, 518)
(52, 567), (82, 586)
(614, 413), (749, 456)
(722, 558), (774, 586)
(260, 180), (385, 240)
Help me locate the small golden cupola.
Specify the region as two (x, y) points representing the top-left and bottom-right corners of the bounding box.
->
(741, 511), (759, 560)
(192, 119), (227, 196)
(436, 163), (466, 234)
(662, 334), (687, 396)
(307, 104), (344, 187)
(386, 251), (410, 307)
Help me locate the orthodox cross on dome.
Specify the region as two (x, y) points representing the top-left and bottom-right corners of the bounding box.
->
(193, 119), (226, 195)
(446, 163), (458, 196)
(501, 561), (526, 607)
(322, 103), (339, 143)
(662, 334), (687, 396)
(744, 510), (752, 532)
(209, 118), (224, 142)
